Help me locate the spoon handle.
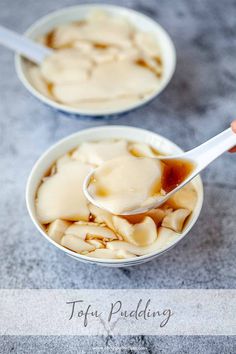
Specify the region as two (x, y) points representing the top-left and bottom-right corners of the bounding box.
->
(186, 126), (236, 169)
(0, 26), (52, 64)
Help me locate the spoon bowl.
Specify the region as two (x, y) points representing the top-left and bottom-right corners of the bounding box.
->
(83, 158), (195, 216)
(84, 125), (236, 215)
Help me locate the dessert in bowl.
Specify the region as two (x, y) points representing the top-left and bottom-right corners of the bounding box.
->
(15, 4), (176, 118)
(26, 126), (204, 267)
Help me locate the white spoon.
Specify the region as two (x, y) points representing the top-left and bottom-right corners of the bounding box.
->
(0, 25), (52, 64)
(83, 124), (236, 215)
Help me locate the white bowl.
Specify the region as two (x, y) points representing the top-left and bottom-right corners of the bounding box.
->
(15, 4), (176, 118)
(26, 126), (204, 267)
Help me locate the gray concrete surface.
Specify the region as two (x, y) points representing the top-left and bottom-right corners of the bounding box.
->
(0, 0), (236, 352)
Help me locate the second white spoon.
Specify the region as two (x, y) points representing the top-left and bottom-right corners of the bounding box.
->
(0, 25), (52, 64)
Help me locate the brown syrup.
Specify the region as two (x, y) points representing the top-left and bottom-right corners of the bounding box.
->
(135, 57), (163, 78)
(93, 43), (108, 49)
(90, 177), (110, 198)
(47, 83), (53, 95)
(96, 186), (110, 197)
(155, 56), (162, 66)
(45, 30), (55, 48)
(161, 159), (195, 194)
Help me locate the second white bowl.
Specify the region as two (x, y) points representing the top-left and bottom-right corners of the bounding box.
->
(15, 4), (176, 118)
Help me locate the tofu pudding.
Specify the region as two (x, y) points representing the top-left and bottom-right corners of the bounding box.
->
(27, 10), (163, 112)
(88, 156), (164, 214)
(35, 139), (198, 260)
(87, 156), (195, 214)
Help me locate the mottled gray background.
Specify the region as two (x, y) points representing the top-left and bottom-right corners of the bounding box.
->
(0, 0), (236, 352)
